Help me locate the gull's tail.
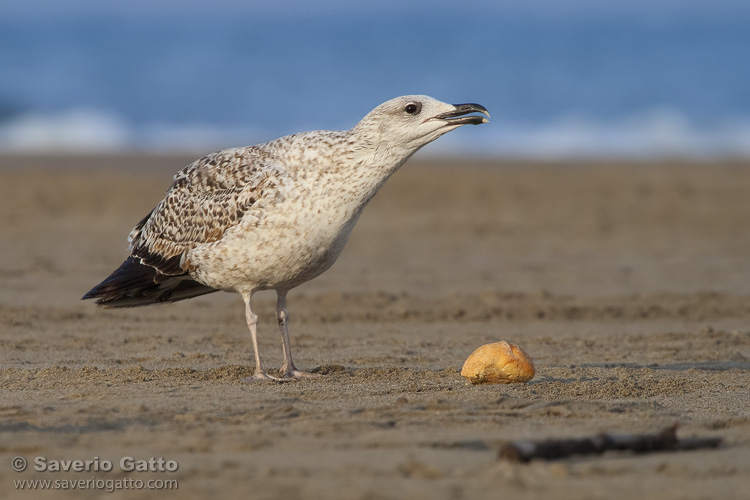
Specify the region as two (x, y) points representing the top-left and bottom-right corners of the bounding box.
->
(82, 256), (217, 308)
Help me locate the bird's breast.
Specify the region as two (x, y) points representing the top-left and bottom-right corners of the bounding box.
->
(187, 181), (366, 292)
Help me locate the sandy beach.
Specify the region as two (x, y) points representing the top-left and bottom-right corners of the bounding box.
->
(1, 154), (749, 499)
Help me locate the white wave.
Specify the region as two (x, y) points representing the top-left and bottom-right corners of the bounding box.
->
(0, 108), (276, 154)
(2, 107), (750, 159)
(135, 123), (270, 153)
(0, 109), (131, 152)
(463, 109), (750, 159)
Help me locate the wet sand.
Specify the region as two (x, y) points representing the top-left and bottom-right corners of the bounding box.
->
(1, 154), (750, 499)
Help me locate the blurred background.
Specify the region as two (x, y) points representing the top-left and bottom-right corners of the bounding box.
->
(1, 0), (749, 158)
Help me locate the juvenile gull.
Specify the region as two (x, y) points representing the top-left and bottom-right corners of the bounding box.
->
(82, 95), (489, 381)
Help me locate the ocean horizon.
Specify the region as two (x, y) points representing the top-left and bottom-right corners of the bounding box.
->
(2, 2), (749, 159)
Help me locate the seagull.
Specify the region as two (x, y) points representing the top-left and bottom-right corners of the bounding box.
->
(82, 95), (489, 381)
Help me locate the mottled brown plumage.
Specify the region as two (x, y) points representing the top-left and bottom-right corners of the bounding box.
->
(128, 148), (283, 276)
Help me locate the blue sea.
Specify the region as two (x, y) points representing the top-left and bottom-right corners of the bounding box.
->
(1, 1), (749, 158)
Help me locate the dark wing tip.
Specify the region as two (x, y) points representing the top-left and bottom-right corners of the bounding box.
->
(82, 256), (161, 304)
(83, 255), (216, 307)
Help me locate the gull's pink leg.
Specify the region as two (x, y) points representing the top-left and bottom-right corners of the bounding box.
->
(277, 290), (319, 379)
(241, 291), (281, 382)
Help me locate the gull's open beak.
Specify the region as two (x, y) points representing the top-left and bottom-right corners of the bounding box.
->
(428, 103), (490, 126)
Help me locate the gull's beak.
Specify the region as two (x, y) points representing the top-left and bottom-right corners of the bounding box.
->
(428, 103), (490, 126)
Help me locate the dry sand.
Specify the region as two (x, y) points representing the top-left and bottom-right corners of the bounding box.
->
(1, 154), (749, 499)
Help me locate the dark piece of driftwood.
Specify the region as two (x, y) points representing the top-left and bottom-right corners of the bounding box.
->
(499, 424), (721, 462)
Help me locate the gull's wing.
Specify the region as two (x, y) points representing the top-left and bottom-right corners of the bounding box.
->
(82, 147), (290, 306)
(128, 147), (289, 276)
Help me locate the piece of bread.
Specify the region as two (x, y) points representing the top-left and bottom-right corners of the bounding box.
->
(461, 341), (535, 385)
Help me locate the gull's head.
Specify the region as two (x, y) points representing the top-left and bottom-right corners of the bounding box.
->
(353, 95), (489, 153)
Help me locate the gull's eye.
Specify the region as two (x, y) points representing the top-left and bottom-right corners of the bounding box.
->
(404, 103), (421, 115)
